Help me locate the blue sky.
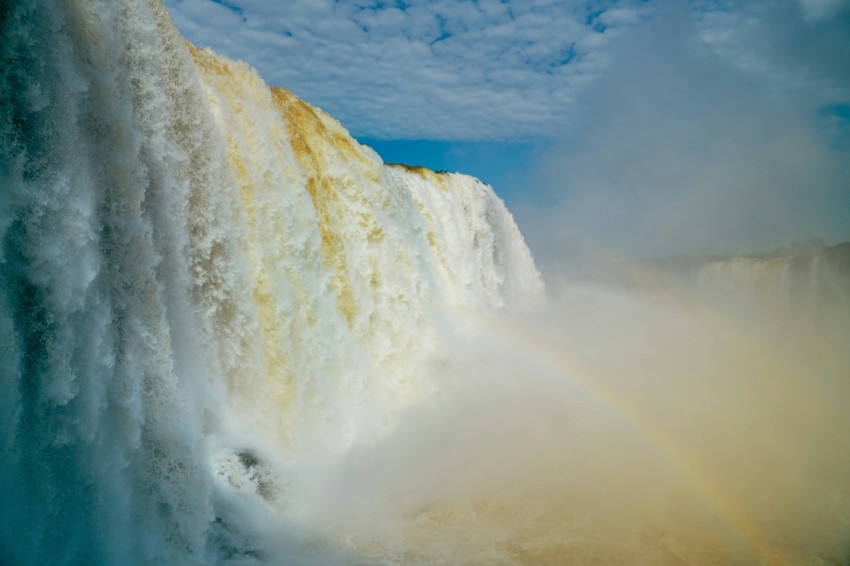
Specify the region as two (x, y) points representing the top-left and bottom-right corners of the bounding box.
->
(163, 0), (850, 265)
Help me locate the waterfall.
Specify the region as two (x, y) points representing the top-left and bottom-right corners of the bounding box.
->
(695, 245), (850, 313)
(696, 257), (792, 305)
(0, 1), (542, 563)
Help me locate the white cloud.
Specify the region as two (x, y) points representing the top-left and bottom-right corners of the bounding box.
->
(162, 0), (637, 139)
(163, 0), (849, 143)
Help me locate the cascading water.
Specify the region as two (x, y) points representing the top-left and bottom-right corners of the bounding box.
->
(0, 1), (541, 563)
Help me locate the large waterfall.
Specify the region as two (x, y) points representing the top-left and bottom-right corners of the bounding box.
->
(0, 1), (541, 563)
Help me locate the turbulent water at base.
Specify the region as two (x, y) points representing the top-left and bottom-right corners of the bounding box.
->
(4, 1), (850, 565)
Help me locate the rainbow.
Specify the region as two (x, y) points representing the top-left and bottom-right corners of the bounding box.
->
(455, 303), (782, 564)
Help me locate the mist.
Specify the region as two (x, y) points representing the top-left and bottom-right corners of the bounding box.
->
(509, 0), (850, 273)
(246, 3), (850, 563)
(257, 271), (850, 564)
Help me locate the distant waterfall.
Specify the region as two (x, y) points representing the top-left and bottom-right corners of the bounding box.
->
(696, 244), (850, 311)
